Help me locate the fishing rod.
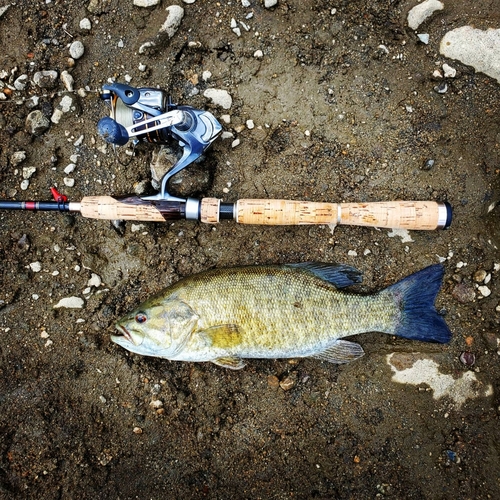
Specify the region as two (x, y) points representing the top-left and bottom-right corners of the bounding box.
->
(0, 83), (452, 230)
(0, 189), (452, 230)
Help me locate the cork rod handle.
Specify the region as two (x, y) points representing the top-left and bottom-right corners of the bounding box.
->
(231, 199), (451, 230)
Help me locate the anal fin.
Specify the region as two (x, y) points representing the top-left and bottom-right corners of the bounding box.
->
(312, 339), (365, 364)
(212, 356), (246, 370)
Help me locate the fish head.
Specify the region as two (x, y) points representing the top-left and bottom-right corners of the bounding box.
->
(112, 296), (199, 358)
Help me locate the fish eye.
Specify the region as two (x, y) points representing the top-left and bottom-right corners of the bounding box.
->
(135, 313), (147, 324)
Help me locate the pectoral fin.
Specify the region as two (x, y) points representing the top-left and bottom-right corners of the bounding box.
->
(312, 340), (365, 364)
(211, 356), (246, 370)
(202, 324), (243, 349)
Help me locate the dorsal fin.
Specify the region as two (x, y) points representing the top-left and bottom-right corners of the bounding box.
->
(286, 262), (363, 288)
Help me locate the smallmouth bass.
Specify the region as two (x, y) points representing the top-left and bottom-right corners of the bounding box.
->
(113, 263), (451, 369)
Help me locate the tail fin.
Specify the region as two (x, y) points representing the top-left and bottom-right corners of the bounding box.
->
(385, 264), (451, 343)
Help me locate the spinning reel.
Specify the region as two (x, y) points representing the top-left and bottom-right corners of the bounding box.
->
(97, 83), (222, 201)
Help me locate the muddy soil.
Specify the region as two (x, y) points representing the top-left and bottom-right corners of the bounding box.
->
(1, 0), (499, 498)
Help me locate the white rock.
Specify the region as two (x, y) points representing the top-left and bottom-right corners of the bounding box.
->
(14, 74), (28, 91)
(138, 63), (147, 72)
(417, 33), (429, 44)
(202, 70), (212, 81)
(61, 70), (74, 91)
(231, 138), (240, 148)
(134, 0), (160, 6)
(59, 95), (74, 113)
(442, 63), (457, 78)
(20, 180), (30, 190)
(0, 4), (10, 18)
(246, 119), (255, 129)
(232, 27), (241, 37)
(79, 18), (92, 30)
(51, 109), (63, 125)
(478, 286), (491, 297)
(159, 5), (184, 38)
(347, 250), (357, 257)
(407, 0), (444, 31)
(254, 49), (263, 58)
(29, 261), (42, 272)
(69, 40), (85, 59)
(53, 296), (85, 309)
(131, 224), (146, 233)
(22, 167), (36, 179)
(11, 151), (26, 166)
(139, 41), (156, 54)
(440, 27), (500, 83)
(64, 177), (75, 187)
(88, 273), (102, 287)
(242, 0), (251, 6)
(264, 0), (278, 8)
(220, 114), (231, 124)
(203, 88), (232, 109)
(64, 163), (76, 174)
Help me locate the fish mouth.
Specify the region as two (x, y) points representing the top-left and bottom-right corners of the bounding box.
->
(113, 324), (134, 344)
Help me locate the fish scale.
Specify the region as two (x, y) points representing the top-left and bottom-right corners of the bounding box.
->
(113, 263), (451, 369)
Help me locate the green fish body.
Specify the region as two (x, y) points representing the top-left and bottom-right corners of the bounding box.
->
(113, 263), (451, 369)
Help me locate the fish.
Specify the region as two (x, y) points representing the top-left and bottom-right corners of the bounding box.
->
(112, 263), (451, 370)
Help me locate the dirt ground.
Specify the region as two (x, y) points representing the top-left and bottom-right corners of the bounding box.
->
(0, 0), (499, 498)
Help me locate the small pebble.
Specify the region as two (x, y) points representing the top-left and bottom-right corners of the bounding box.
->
(267, 375), (280, 388)
(422, 159), (435, 171)
(60, 71), (74, 91)
(23, 167), (36, 179)
(482, 332), (499, 350)
(87, 273), (102, 288)
(79, 18), (92, 30)
(29, 261), (42, 272)
(64, 177), (75, 187)
(417, 33), (429, 44)
(231, 138), (240, 148)
(452, 283), (475, 303)
(33, 70), (58, 88)
(477, 285), (491, 297)
(254, 49), (263, 58)
(149, 400), (164, 409)
(53, 296), (84, 309)
(279, 376), (296, 391)
(64, 163), (76, 174)
(134, 0), (160, 6)
(203, 88), (232, 109)
(459, 351), (475, 367)
(11, 151), (26, 166)
(473, 270), (487, 283)
(442, 63), (457, 78)
(20, 180), (30, 190)
(434, 82), (448, 94)
(133, 427), (143, 434)
(264, 0), (278, 8)
(14, 74), (28, 91)
(159, 5), (184, 39)
(246, 119), (255, 129)
(69, 40), (85, 59)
